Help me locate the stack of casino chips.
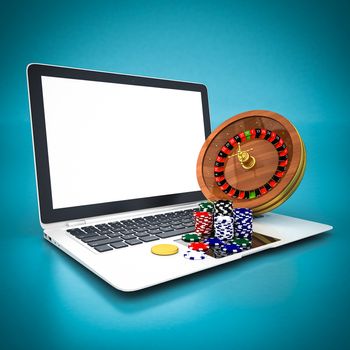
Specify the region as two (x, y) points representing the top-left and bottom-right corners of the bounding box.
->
(214, 216), (234, 241)
(214, 200), (233, 216)
(212, 200), (234, 241)
(183, 201), (254, 259)
(193, 201), (214, 237)
(194, 211), (214, 236)
(233, 208), (253, 246)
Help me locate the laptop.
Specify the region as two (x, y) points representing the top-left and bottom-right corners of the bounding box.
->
(27, 64), (333, 292)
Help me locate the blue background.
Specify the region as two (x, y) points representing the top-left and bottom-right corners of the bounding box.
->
(1, 0), (349, 349)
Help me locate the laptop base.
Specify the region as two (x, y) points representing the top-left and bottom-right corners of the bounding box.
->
(44, 212), (332, 292)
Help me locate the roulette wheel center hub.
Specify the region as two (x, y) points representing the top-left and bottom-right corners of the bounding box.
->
(239, 152), (255, 170)
(229, 142), (256, 170)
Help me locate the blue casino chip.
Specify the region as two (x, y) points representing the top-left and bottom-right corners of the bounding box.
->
(204, 237), (224, 247)
(221, 243), (243, 254)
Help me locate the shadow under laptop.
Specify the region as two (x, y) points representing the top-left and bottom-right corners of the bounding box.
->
(46, 232), (330, 315)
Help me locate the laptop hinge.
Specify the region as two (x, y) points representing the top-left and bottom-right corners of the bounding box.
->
(66, 220), (86, 227)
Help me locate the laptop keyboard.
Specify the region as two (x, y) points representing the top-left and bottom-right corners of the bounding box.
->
(66, 209), (195, 253)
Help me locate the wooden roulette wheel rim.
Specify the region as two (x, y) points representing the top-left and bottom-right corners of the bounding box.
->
(196, 110), (306, 215)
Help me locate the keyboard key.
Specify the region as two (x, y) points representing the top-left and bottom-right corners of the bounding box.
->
(67, 228), (86, 236)
(122, 234), (137, 240)
(81, 235), (109, 243)
(110, 242), (128, 249)
(144, 217), (158, 223)
(71, 232), (91, 239)
(133, 227), (148, 233)
(108, 227), (124, 233)
(171, 221), (182, 225)
(94, 245), (113, 252)
(159, 218), (171, 223)
(122, 230), (136, 235)
(114, 229), (127, 234)
(88, 237), (124, 247)
(181, 218), (193, 223)
(120, 220), (135, 226)
(95, 224), (110, 229)
(183, 222), (194, 227)
(107, 232), (122, 238)
(147, 225), (159, 230)
(148, 229), (162, 234)
(139, 235), (159, 242)
(107, 236), (123, 243)
(82, 234), (109, 243)
(136, 223), (148, 228)
(134, 231), (150, 237)
(123, 224), (138, 230)
(156, 227), (194, 239)
(108, 223), (124, 229)
(81, 226), (98, 232)
(172, 224), (185, 229)
(97, 230), (113, 235)
(161, 227), (174, 232)
(125, 239), (142, 245)
(133, 218), (146, 227)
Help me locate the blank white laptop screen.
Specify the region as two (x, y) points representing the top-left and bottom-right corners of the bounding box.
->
(41, 76), (206, 209)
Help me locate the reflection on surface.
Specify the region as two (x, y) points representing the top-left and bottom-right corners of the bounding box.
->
(206, 232), (279, 258)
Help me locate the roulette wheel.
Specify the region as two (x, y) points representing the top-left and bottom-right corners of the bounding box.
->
(196, 110), (306, 215)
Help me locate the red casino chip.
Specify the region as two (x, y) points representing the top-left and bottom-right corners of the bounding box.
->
(188, 242), (209, 252)
(194, 211), (212, 217)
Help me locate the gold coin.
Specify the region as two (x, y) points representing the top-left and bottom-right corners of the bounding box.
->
(151, 244), (179, 256)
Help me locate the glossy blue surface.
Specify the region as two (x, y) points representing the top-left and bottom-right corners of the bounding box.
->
(1, 1), (349, 348)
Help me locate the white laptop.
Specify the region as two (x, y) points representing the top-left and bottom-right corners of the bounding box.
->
(27, 64), (332, 292)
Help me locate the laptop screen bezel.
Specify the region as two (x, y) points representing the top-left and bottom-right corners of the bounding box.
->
(27, 64), (211, 224)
